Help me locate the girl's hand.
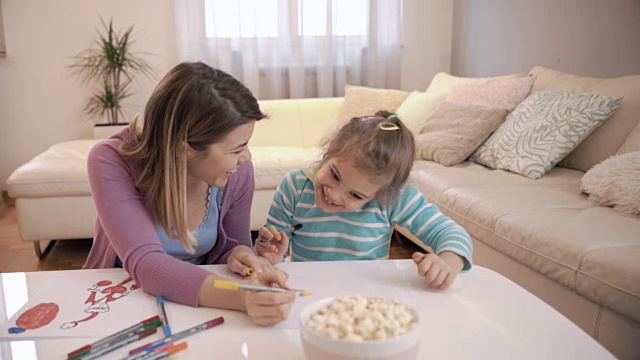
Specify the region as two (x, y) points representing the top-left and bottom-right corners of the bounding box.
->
(244, 270), (296, 326)
(255, 226), (290, 265)
(412, 251), (464, 290)
(228, 246), (276, 276)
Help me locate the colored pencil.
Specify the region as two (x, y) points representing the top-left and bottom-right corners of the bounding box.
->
(259, 223), (303, 243)
(126, 316), (225, 359)
(156, 296), (172, 337)
(66, 315), (160, 358)
(75, 327), (157, 360)
(213, 279), (311, 296)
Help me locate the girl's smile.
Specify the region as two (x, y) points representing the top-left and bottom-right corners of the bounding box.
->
(314, 156), (383, 213)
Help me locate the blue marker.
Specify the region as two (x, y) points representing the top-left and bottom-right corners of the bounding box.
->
(156, 296), (172, 337)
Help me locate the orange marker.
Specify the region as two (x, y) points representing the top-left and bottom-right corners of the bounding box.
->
(243, 268), (255, 276)
(143, 341), (188, 360)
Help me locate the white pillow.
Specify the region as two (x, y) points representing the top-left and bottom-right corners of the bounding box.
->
(397, 72), (526, 136)
(396, 91), (447, 136)
(581, 151), (640, 215)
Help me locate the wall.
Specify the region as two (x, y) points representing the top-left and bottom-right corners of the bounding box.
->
(451, 0), (640, 77)
(0, 0), (177, 191)
(400, 0), (453, 91)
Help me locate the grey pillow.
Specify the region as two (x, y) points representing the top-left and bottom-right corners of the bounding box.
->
(470, 90), (623, 179)
(581, 151), (640, 215)
(415, 102), (508, 166)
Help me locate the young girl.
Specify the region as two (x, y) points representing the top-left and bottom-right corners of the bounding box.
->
(256, 111), (472, 290)
(84, 62), (295, 326)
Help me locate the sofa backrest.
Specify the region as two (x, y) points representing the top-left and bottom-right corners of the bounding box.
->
(529, 66), (640, 172)
(253, 98), (344, 148)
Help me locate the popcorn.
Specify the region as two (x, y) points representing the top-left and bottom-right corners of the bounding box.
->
(306, 295), (417, 341)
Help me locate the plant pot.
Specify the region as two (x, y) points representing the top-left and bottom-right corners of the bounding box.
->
(93, 124), (129, 139)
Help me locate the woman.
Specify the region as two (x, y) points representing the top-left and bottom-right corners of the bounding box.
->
(84, 62), (294, 326)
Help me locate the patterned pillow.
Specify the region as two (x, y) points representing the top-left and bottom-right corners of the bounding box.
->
(470, 90), (623, 179)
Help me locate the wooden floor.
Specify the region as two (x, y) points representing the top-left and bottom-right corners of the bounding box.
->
(0, 199), (423, 273)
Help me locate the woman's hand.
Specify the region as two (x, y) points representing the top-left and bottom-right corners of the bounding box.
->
(412, 251), (464, 290)
(228, 245), (276, 276)
(244, 270), (296, 326)
(255, 226), (291, 265)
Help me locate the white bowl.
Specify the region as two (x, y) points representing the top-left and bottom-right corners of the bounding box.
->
(299, 297), (421, 360)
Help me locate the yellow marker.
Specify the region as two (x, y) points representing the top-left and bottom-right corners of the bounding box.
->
(243, 268), (255, 276)
(214, 280), (311, 297)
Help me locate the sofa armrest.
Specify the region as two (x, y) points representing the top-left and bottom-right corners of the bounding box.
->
(252, 97), (343, 148)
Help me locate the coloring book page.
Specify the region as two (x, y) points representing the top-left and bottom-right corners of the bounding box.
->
(0, 269), (157, 339)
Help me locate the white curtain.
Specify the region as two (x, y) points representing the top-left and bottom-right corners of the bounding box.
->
(175, 0), (402, 99)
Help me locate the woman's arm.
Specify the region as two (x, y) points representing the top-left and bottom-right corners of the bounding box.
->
(88, 141), (213, 306)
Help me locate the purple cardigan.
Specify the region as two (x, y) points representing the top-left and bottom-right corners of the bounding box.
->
(83, 129), (254, 306)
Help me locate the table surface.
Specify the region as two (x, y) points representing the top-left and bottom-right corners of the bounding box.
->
(0, 260), (613, 359)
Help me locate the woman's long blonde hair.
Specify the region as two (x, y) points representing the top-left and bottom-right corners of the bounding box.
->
(121, 62), (265, 252)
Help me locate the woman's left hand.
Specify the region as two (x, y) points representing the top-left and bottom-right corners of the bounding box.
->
(228, 246), (278, 277)
(412, 251), (464, 290)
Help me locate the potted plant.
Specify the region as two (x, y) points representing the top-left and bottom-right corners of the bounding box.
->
(69, 17), (155, 138)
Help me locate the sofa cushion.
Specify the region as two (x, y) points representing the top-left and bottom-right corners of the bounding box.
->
(7, 140), (98, 198)
(470, 89), (622, 179)
(529, 66), (640, 172)
(410, 160), (640, 322)
(415, 102), (508, 166)
(250, 146), (321, 190)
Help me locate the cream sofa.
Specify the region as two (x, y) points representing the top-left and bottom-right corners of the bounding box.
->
(6, 98), (341, 257)
(7, 67), (639, 358)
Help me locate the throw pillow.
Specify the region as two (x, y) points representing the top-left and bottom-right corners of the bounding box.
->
(581, 151), (640, 215)
(395, 72), (526, 136)
(470, 90), (623, 179)
(426, 72), (525, 93)
(337, 85), (409, 126)
(415, 102), (509, 166)
(396, 91), (448, 136)
(445, 76), (536, 110)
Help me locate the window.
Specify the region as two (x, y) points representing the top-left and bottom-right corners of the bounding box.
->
(204, 0), (369, 39)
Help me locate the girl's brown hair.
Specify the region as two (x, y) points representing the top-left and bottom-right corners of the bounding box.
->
(320, 110), (415, 205)
(121, 62), (265, 252)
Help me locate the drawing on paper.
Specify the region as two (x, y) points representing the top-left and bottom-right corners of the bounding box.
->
(60, 275), (141, 329)
(7, 302), (60, 334)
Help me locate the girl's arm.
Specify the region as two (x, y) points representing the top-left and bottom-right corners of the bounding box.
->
(258, 171), (302, 263)
(391, 186), (473, 271)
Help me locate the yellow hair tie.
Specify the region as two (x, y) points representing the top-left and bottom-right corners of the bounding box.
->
(378, 122), (400, 131)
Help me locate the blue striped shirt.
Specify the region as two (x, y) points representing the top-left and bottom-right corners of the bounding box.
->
(265, 169), (473, 270)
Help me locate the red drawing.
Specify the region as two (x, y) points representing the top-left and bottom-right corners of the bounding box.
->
(60, 276), (141, 329)
(8, 303), (59, 334)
